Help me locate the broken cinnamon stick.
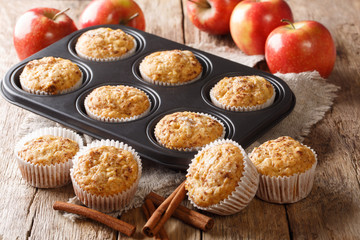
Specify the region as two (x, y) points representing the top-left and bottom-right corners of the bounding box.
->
(142, 199), (169, 240)
(53, 201), (136, 237)
(146, 191), (214, 231)
(142, 181), (186, 237)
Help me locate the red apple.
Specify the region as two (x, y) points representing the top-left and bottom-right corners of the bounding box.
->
(13, 8), (78, 60)
(186, 0), (241, 35)
(79, 0), (146, 31)
(265, 20), (336, 78)
(230, 0), (293, 55)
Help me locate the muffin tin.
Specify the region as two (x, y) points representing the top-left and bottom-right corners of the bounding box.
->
(1, 25), (295, 170)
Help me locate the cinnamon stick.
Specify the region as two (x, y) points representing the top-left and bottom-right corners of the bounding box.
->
(142, 181), (186, 237)
(53, 201), (136, 237)
(146, 192), (214, 231)
(142, 199), (169, 240)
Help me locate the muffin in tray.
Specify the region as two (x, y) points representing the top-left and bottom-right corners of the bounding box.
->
(139, 50), (203, 86)
(19, 56), (83, 95)
(75, 27), (137, 61)
(15, 127), (83, 188)
(185, 139), (259, 215)
(249, 136), (317, 203)
(210, 75), (275, 111)
(70, 139), (142, 212)
(85, 85), (151, 122)
(154, 111), (225, 151)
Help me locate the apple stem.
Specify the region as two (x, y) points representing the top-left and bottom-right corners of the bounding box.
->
(127, 12), (139, 22)
(281, 19), (296, 29)
(53, 8), (70, 21)
(187, 0), (211, 9)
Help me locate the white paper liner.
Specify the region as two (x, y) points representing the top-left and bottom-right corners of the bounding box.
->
(84, 86), (151, 123)
(186, 139), (259, 215)
(20, 71), (83, 96)
(76, 39), (137, 62)
(15, 127), (84, 188)
(252, 145), (317, 204)
(139, 64), (202, 86)
(70, 139), (142, 213)
(209, 83), (275, 112)
(154, 111), (226, 152)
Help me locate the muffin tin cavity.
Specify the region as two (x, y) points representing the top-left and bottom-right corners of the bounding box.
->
(1, 24), (295, 170)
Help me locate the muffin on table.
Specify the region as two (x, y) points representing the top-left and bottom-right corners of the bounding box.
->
(139, 50), (203, 86)
(210, 75), (275, 111)
(185, 139), (259, 215)
(154, 111), (225, 151)
(85, 85), (151, 122)
(19, 56), (83, 95)
(75, 27), (137, 61)
(249, 136), (317, 203)
(70, 139), (142, 212)
(15, 127), (83, 188)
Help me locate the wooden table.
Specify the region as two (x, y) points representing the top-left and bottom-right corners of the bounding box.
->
(1, 0), (359, 239)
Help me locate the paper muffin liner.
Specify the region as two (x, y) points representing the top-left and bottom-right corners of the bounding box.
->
(186, 139), (259, 215)
(139, 65), (202, 86)
(76, 39), (137, 62)
(15, 127), (84, 188)
(154, 111), (226, 152)
(84, 86), (151, 123)
(70, 139), (142, 213)
(20, 71), (83, 96)
(209, 84), (275, 112)
(251, 145), (317, 204)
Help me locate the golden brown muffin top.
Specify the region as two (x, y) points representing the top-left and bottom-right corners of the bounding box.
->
(154, 111), (224, 150)
(75, 27), (135, 59)
(85, 85), (150, 119)
(211, 75), (274, 107)
(185, 142), (245, 207)
(72, 146), (139, 196)
(250, 136), (316, 177)
(139, 50), (202, 84)
(17, 135), (79, 166)
(20, 57), (82, 95)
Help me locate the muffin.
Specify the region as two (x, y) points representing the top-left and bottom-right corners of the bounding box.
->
(19, 57), (83, 95)
(210, 75), (275, 111)
(85, 85), (151, 122)
(75, 27), (137, 61)
(139, 50), (202, 86)
(185, 139), (259, 215)
(249, 136), (317, 203)
(154, 111), (225, 151)
(15, 127), (83, 188)
(70, 139), (142, 212)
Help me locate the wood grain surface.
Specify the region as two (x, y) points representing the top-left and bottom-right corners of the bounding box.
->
(0, 0), (359, 239)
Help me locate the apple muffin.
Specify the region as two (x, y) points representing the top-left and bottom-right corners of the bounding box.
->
(185, 139), (259, 215)
(71, 139), (142, 212)
(210, 75), (275, 111)
(249, 136), (317, 203)
(154, 111), (224, 151)
(139, 50), (203, 86)
(75, 27), (137, 61)
(19, 56), (82, 95)
(85, 85), (150, 122)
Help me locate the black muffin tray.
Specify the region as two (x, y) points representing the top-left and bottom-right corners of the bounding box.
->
(1, 24), (295, 170)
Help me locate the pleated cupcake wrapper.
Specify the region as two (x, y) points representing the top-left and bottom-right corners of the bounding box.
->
(84, 87), (151, 123)
(139, 66), (202, 86)
(75, 39), (137, 62)
(209, 84), (275, 112)
(154, 112), (226, 152)
(253, 145), (317, 204)
(187, 139), (259, 215)
(20, 71), (83, 96)
(70, 139), (142, 213)
(15, 127), (84, 188)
